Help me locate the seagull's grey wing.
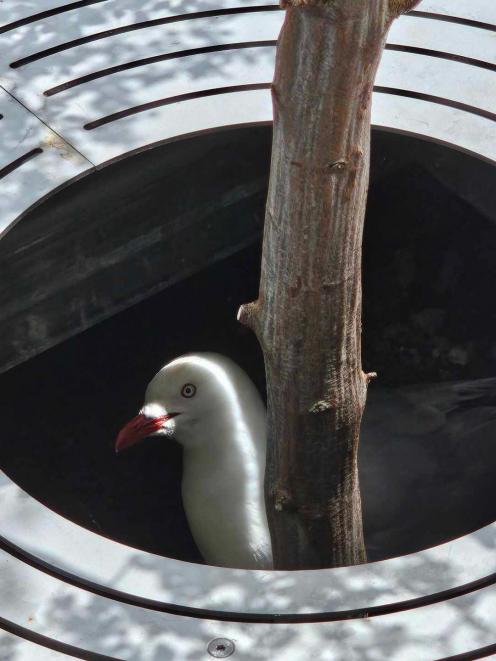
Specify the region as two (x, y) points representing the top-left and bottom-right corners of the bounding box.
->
(364, 377), (496, 437)
(400, 376), (496, 414)
(361, 377), (496, 559)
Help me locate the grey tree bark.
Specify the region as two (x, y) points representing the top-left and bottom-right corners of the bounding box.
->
(239, 0), (421, 569)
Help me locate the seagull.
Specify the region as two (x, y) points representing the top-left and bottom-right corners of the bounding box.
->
(115, 353), (273, 569)
(116, 351), (496, 569)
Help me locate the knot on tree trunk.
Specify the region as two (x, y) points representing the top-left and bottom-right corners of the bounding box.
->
(237, 300), (261, 334)
(326, 159), (347, 172)
(273, 485), (295, 512)
(364, 371), (378, 385)
(309, 399), (334, 414)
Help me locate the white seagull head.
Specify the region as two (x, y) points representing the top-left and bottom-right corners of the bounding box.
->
(115, 352), (260, 452)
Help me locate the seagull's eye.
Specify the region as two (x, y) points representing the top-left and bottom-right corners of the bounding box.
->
(181, 383), (196, 398)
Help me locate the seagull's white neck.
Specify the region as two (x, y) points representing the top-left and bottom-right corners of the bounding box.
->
(177, 382), (267, 514)
(174, 372), (272, 569)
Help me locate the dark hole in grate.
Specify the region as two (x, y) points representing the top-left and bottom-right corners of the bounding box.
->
(1, 127), (496, 567)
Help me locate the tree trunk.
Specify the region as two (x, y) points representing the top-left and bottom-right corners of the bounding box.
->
(239, 0), (420, 569)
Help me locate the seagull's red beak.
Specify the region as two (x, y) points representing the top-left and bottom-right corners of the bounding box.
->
(115, 412), (178, 453)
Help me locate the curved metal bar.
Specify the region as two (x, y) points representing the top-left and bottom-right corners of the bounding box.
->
(2, 531), (496, 624)
(9, 6), (281, 69)
(0, 1), (110, 36)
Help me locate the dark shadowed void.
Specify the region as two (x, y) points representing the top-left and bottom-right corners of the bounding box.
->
(0, 128), (495, 565)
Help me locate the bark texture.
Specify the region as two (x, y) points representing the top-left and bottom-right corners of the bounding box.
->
(239, 0), (418, 569)
(281, 0), (421, 19)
